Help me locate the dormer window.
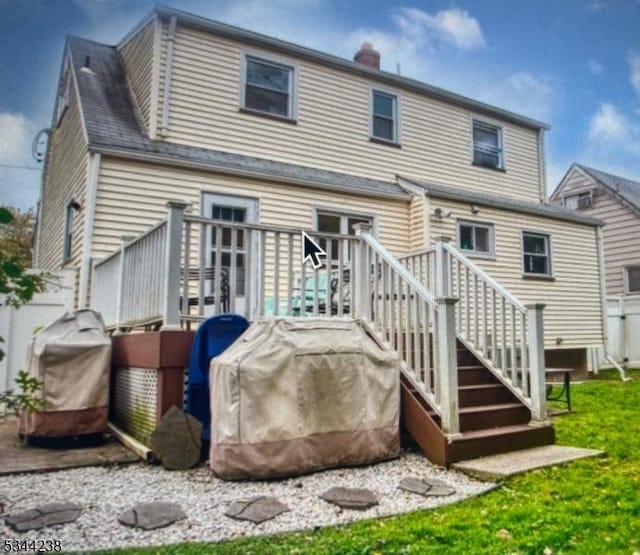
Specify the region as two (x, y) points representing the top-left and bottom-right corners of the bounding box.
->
(472, 119), (504, 170)
(241, 55), (295, 120)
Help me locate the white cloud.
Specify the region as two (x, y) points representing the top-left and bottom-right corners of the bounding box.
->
(628, 50), (640, 97)
(0, 112), (42, 210)
(588, 59), (603, 75)
(588, 102), (632, 144)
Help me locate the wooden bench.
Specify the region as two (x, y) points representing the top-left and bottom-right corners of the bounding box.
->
(545, 367), (574, 412)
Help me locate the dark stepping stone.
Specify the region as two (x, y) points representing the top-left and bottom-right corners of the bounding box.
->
(118, 502), (186, 530)
(319, 487), (378, 510)
(225, 496), (289, 524)
(151, 405), (203, 470)
(399, 477), (456, 497)
(5, 502), (82, 532)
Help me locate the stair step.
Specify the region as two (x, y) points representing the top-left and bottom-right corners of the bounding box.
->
(459, 403), (530, 432)
(447, 423), (555, 463)
(458, 383), (516, 407)
(458, 365), (499, 386)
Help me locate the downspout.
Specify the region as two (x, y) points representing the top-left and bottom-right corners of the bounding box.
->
(596, 224), (608, 365)
(537, 128), (548, 203)
(79, 152), (100, 308)
(160, 16), (177, 137)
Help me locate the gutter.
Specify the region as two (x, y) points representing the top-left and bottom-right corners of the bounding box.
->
(160, 15), (177, 137)
(79, 152), (100, 308)
(90, 144), (410, 201)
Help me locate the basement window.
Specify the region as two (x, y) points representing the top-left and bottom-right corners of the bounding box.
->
(522, 231), (552, 277)
(241, 55), (295, 120)
(626, 266), (640, 293)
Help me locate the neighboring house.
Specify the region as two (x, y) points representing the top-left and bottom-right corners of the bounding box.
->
(551, 163), (640, 366)
(34, 7), (606, 463)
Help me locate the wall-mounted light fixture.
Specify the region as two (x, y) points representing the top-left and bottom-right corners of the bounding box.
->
(470, 204), (480, 214)
(433, 207), (452, 219)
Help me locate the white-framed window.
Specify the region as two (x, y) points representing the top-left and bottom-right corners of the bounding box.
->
(371, 89), (399, 143)
(56, 66), (71, 126)
(315, 210), (373, 262)
(458, 220), (494, 257)
(63, 198), (76, 262)
(241, 54), (295, 119)
(522, 231), (552, 277)
(564, 191), (592, 210)
(472, 119), (503, 170)
(625, 266), (640, 293)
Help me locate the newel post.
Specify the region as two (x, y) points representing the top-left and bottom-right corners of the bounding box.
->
(527, 303), (548, 423)
(353, 223), (373, 321)
(162, 201), (188, 329)
(436, 295), (460, 435)
(435, 236), (451, 297)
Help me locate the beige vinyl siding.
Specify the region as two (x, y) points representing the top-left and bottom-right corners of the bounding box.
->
(428, 197), (603, 349)
(119, 20), (155, 133)
(92, 157), (411, 262)
(38, 81), (88, 306)
(157, 22), (541, 203)
(556, 168), (640, 295)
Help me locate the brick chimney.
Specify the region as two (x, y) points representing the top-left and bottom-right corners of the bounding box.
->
(354, 42), (380, 70)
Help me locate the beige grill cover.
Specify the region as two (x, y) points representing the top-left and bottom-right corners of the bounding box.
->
(210, 318), (400, 480)
(19, 309), (111, 437)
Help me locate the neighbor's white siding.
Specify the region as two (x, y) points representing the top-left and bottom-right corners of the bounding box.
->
(556, 168), (640, 296)
(153, 21), (542, 203)
(428, 197), (604, 348)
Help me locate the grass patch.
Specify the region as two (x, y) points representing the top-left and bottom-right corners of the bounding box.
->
(100, 372), (640, 555)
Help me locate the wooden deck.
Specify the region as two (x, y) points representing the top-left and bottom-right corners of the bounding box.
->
(0, 416), (139, 476)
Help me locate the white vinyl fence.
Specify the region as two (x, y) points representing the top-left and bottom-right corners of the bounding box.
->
(0, 270), (75, 394)
(606, 294), (640, 367)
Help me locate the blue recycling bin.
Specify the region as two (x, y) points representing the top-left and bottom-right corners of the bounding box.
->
(186, 314), (249, 441)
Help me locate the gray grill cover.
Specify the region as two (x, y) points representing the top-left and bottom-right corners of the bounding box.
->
(210, 318), (400, 480)
(19, 309), (111, 437)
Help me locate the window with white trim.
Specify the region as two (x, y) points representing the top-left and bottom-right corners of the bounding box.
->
(458, 221), (493, 257)
(564, 191), (592, 210)
(472, 120), (503, 169)
(522, 231), (551, 276)
(242, 55), (294, 119)
(371, 90), (398, 143)
(63, 199), (75, 262)
(315, 211), (372, 261)
(56, 68), (70, 126)
(626, 266), (640, 293)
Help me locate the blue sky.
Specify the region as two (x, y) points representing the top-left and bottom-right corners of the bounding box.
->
(1, 0), (640, 210)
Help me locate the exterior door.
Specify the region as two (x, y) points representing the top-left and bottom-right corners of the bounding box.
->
(202, 193), (258, 316)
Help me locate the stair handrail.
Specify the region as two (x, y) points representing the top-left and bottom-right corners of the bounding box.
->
(354, 225), (460, 434)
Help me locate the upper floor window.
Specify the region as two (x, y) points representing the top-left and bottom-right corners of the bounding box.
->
(472, 119), (503, 170)
(242, 55), (295, 120)
(371, 89), (399, 144)
(564, 191), (592, 210)
(458, 220), (494, 257)
(522, 231), (552, 277)
(56, 67), (71, 126)
(626, 266), (640, 293)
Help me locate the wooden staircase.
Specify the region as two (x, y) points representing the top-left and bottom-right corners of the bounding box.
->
(401, 341), (555, 466)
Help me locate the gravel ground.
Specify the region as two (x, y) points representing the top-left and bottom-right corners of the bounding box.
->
(0, 453), (495, 552)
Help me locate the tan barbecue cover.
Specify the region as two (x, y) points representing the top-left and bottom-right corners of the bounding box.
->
(210, 318), (400, 480)
(19, 309), (111, 437)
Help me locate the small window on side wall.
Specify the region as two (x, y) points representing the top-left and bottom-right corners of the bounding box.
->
(371, 90), (399, 144)
(458, 221), (493, 257)
(522, 231), (551, 277)
(626, 266), (640, 293)
(242, 55), (294, 119)
(472, 119), (503, 170)
(63, 199), (76, 263)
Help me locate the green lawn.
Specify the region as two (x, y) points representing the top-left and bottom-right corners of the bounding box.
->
(104, 370), (640, 555)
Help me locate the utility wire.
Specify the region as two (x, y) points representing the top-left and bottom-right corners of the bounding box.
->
(0, 164), (42, 171)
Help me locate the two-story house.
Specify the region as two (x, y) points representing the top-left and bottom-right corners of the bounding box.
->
(552, 163), (640, 366)
(34, 7), (606, 463)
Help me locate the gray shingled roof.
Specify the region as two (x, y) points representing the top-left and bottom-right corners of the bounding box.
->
(400, 176), (602, 226)
(66, 36), (408, 200)
(576, 164), (640, 212)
